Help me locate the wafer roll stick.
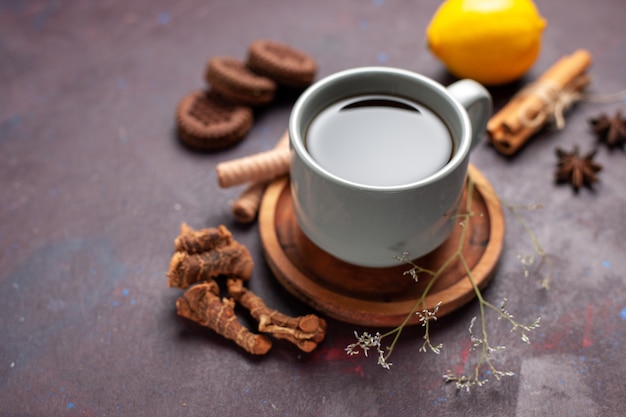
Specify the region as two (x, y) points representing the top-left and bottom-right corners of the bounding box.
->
(225, 130), (290, 223)
(216, 144), (291, 188)
(231, 182), (268, 223)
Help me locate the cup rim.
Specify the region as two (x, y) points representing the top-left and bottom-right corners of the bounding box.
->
(289, 66), (473, 191)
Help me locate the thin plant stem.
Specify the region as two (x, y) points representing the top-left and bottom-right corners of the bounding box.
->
(380, 175), (477, 359)
(346, 172), (543, 388)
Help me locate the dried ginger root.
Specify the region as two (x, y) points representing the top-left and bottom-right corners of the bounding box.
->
(176, 282), (272, 355)
(174, 223), (231, 254)
(167, 223), (253, 289)
(168, 223), (326, 355)
(227, 278), (326, 352)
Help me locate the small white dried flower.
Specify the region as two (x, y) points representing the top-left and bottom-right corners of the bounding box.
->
(377, 349), (392, 369)
(404, 268), (419, 282)
(518, 254), (535, 277)
(345, 331), (380, 357)
(468, 316), (477, 332)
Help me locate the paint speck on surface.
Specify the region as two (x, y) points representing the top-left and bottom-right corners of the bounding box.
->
(433, 396), (445, 406)
(47, 299), (65, 312)
(456, 339), (473, 375)
(158, 12), (170, 24)
(0, 114), (22, 142)
(67, 402), (74, 409)
(376, 52), (388, 63)
(602, 260), (611, 268)
(10, 362), (15, 368)
(113, 300), (119, 307)
(582, 304), (593, 348)
(516, 355), (598, 416)
(620, 307), (626, 320)
(118, 127), (128, 143)
(130, 298), (136, 305)
(122, 288), (129, 296)
(174, 203), (182, 211)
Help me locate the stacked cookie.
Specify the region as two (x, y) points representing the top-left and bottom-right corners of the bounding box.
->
(176, 40), (317, 151)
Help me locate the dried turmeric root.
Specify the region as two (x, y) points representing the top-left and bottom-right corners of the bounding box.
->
(174, 223), (232, 254)
(169, 223), (326, 355)
(176, 282), (272, 355)
(167, 224), (254, 289)
(227, 278), (326, 352)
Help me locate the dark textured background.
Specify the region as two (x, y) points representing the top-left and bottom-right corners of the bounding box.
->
(1, 1), (625, 416)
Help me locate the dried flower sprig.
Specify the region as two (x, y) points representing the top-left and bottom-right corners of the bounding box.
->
(345, 172), (548, 391)
(345, 331), (392, 369)
(442, 288), (541, 390)
(417, 301), (443, 354)
(502, 201), (554, 289)
(346, 179), (482, 371)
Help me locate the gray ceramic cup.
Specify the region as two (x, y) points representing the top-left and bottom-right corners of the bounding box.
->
(289, 67), (492, 267)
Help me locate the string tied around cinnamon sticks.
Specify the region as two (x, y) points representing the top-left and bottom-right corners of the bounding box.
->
(487, 49), (593, 155)
(517, 77), (587, 130)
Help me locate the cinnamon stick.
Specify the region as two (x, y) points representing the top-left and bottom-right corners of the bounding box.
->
(487, 49), (593, 155)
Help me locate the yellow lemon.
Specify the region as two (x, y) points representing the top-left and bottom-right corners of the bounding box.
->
(426, 0), (547, 85)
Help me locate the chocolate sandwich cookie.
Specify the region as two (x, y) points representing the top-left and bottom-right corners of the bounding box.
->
(205, 57), (276, 106)
(176, 90), (253, 151)
(247, 40), (317, 88)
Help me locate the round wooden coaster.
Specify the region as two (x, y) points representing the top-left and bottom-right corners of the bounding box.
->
(259, 165), (504, 327)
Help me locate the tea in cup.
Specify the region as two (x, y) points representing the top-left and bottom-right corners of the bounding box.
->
(289, 67), (491, 267)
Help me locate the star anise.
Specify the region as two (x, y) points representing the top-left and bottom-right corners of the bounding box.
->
(555, 146), (602, 192)
(589, 111), (626, 149)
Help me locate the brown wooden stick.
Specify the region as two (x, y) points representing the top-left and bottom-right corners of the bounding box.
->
(487, 49), (593, 155)
(231, 130), (290, 223)
(176, 283), (272, 355)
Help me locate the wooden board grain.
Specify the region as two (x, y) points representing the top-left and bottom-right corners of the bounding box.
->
(259, 165), (504, 327)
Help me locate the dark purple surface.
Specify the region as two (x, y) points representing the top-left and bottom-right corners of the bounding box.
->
(1, 1), (625, 416)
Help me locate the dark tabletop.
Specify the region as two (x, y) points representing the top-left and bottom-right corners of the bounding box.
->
(1, 1), (625, 416)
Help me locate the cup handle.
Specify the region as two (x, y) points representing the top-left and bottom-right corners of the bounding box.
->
(446, 79), (492, 150)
